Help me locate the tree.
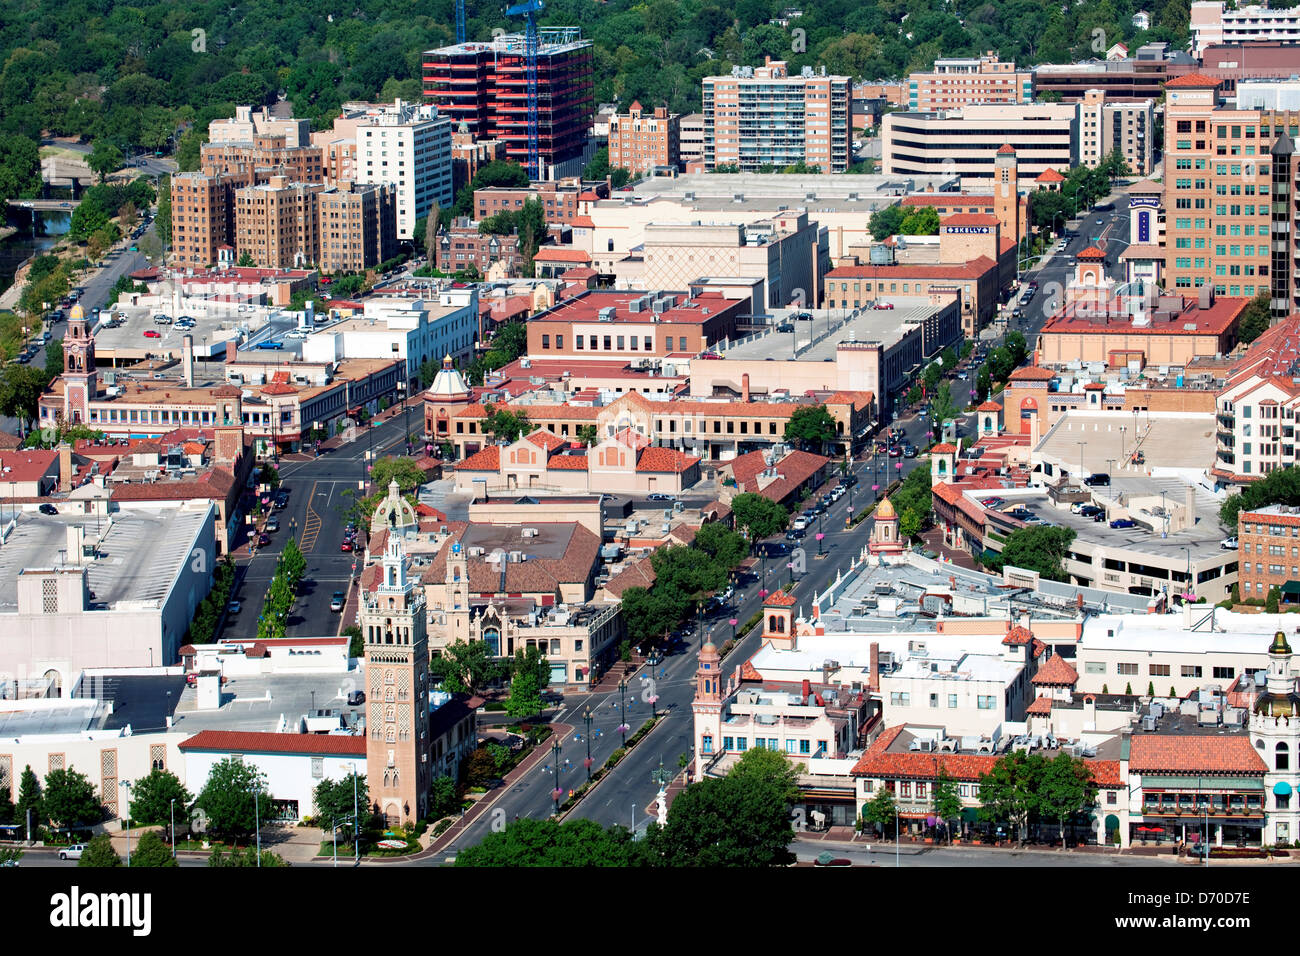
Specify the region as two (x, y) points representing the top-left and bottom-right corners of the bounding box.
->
(237, 250), (255, 267)
(87, 140), (123, 184)
(344, 624), (364, 659)
(0, 364), (51, 427)
(1238, 290), (1270, 345)
(42, 768), (102, 831)
(455, 818), (641, 866)
(929, 381), (958, 431)
(731, 492), (789, 541)
(156, 176), (172, 246)
(425, 203), (440, 257)
(207, 846), (289, 867)
(432, 640), (503, 694)
(77, 834), (121, 868)
(482, 404), (532, 444)
(1268, 585), (1281, 614)
(129, 830), (178, 867)
(0, 847), (21, 867)
(985, 525), (1077, 582)
(1220, 465), (1300, 529)
(0, 134), (41, 208)
(505, 664), (544, 719)
(900, 205), (941, 236)
(1038, 753), (1099, 846)
(583, 146), (611, 182)
(863, 786), (897, 838)
(869, 204), (906, 241)
(692, 522), (748, 570)
(784, 404), (837, 453)
(430, 776), (459, 819)
(931, 769), (963, 842)
(14, 766), (41, 832)
(127, 770), (192, 828)
(977, 750), (1045, 844)
(620, 584), (688, 647)
(313, 773), (366, 831)
(369, 456), (427, 496)
(196, 758), (273, 844)
(643, 747), (798, 866)
(576, 424), (599, 447)
(976, 365), (992, 403)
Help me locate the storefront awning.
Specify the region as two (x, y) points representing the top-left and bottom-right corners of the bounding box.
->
(1139, 776), (1264, 791)
(1275, 781), (1294, 797)
(1282, 581), (1300, 596)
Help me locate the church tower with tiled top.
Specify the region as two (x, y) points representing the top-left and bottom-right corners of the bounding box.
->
(691, 640), (724, 782)
(1252, 631), (1300, 845)
(362, 534), (431, 825)
(62, 304), (98, 424)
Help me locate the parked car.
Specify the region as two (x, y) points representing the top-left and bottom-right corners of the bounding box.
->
(143, 329), (161, 338)
(59, 845), (85, 861)
(760, 541), (791, 557)
(981, 497), (1005, 508)
(793, 516), (809, 531)
(776, 322), (795, 333)
(647, 493), (675, 501)
(265, 517), (279, 533)
(340, 539), (354, 552)
(873, 301), (895, 310)
(1110, 518), (1137, 529)
(888, 445), (903, 458)
(347, 690), (365, 707)
(330, 591), (346, 611)
(794, 312), (813, 321)
(1220, 536), (1239, 550)
(258, 532), (271, 546)
(902, 444), (917, 458)
(1083, 473), (1111, 487)
(228, 600), (241, 615)
(38, 503), (58, 515)
(785, 527), (806, 540)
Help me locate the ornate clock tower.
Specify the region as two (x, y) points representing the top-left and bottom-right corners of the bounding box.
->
(62, 304), (98, 424)
(362, 534), (431, 825)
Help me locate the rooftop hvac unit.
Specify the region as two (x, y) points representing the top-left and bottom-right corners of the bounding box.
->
(652, 298), (670, 314)
(1141, 715), (1156, 732)
(598, 307), (617, 321)
(629, 297), (643, 313)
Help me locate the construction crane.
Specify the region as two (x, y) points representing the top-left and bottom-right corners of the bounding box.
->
(505, 0), (543, 180)
(456, 0), (466, 44)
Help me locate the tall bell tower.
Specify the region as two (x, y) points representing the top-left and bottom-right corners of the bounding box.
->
(62, 304), (98, 424)
(362, 534), (431, 825)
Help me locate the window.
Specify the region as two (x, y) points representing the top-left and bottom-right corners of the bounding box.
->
(889, 692), (911, 706)
(1085, 661), (1106, 674)
(1149, 664), (1170, 676)
(1279, 742), (1290, 771)
(930, 693), (939, 708)
(736, 737), (747, 751)
(1182, 665), (1202, 678)
(723, 736), (734, 752)
(977, 696), (996, 710)
(701, 735), (713, 754)
(1117, 662), (1138, 675)
(785, 739), (797, 753)
(948, 694), (958, 708)
(1213, 666), (1236, 680)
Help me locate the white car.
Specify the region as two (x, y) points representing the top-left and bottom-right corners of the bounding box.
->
(1220, 536), (1239, 550)
(59, 844), (85, 861)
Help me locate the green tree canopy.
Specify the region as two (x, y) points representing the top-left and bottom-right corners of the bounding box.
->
(643, 746), (798, 866)
(1238, 290), (1271, 345)
(977, 750), (1046, 844)
(985, 525), (1077, 582)
(784, 404), (838, 452)
(869, 204), (906, 241)
(313, 773), (367, 831)
(899, 205), (941, 235)
(127, 769), (192, 828)
(1038, 753), (1099, 841)
(863, 786), (897, 836)
(129, 830), (178, 867)
(207, 846), (289, 867)
(931, 769), (963, 840)
(455, 818), (641, 866)
(14, 765), (41, 830)
(87, 140), (123, 183)
(482, 403), (532, 444)
(369, 456), (427, 495)
(77, 834), (122, 868)
(731, 493), (789, 541)
(432, 640), (504, 694)
(42, 768), (103, 831)
(196, 758), (273, 844)
(692, 523), (748, 571)
(1219, 458), (1300, 528)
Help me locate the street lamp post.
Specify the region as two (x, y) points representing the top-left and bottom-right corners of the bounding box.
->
(550, 738), (563, 815)
(895, 806), (900, 868)
(353, 771), (360, 866)
(618, 678), (628, 746)
(583, 706), (593, 782)
(169, 798), (176, 860)
(1076, 440), (1086, 483)
(253, 781), (262, 867)
(120, 780), (132, 866)
(817, 512), (824, 556)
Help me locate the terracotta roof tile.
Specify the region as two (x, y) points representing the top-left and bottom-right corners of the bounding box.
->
(765, 591), (797, 607)
(1128, 735), (1267, 774)
(1008, 365), (1057, 382)
(603, 555), (656, 597)
(1036, 168), (1066, 183)
(941, 213), (999, 228)
(740, 660), (763, 681)
(456, 446), (501, 471)
(1025, 696), (1054, 715)
(525, 429), (566, 451)
(1003, 625), (1034, 646)
(1164, 72), (1220, 89)
(977, 401), (1002, 412)
(548, 453), (588, 470)
(1032, 655), (1079, 685)
(636, 447), (700, 473)
(931, 442), (958, 454)
(180, 730), (365, 756)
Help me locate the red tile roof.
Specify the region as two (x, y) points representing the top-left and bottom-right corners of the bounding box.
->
(179, 730), (366, 756)
(1036, 168), (1066, 183)
(1078, 246), (1106, 260)
(976, 401), (1002, 412)
(1008, 365), (1057, 382)
(1164, 73), (1221, 89)
(1032, 655), (1079, 685)
(0, 450), (58, 483)
(603, 555), (656, 597)
(548, 453), (588, 470)
(532, 247), (591, 262)
(930, 442), (958, 454)
(941, 213), (999, 228)
(1128, 735), (1267, 774)
(1003, 625), (1034, 646)
(636, 447), (700, 473)
(997, 144), (1016, 154)
(765, 591), (797, 607)
(1025, 696), (1054, 715)
(741, 660), (763, 681)
(525, 429), (566, 452)
(456, 446), (501, 471)
(932, 482), (962, 506)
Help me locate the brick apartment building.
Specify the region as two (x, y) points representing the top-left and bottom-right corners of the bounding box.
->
(906, 53), (1032, 111)
(200, 134), (324, 185)
(435, 220), (526, 275)
(609, 101), (681, 174)
(525, 289), (746, 360)
(235, 176), (325, 270)
(1237, 504), (1300, 603)
(171, 172), (233, 267)
(317, 181), (398, 273)
(474, 181), (588, 224)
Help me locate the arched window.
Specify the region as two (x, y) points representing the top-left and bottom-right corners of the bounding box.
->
(483, 627), (501, 656)
(1278, 742), (1290, 771)
(1257, 739), (1266, 749)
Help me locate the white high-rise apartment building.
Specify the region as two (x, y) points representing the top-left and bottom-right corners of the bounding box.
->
(355, 99), (454, 240)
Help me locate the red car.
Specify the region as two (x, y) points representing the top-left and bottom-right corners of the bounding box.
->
(143, 329), (161, 338)
(873, 302), (895, 310)
(320, 276), (332, 284)
(340, 539), (354, 552)
(258, 532), (270, 546)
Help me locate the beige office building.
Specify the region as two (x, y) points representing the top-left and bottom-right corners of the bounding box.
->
(679, 113), (706, 168)
(703, 58), (850, 173)
(317, 181), (398, 273)
(907, 53), (1032, 111)
(883, 103), (1079, 183)
(1078, 89), (1155, 176)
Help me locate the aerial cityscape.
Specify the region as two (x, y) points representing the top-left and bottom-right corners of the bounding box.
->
(0, 0), (1298, 888)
